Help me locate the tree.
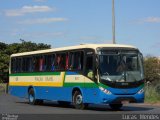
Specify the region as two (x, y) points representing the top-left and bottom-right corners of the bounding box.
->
(144, 56), (160, 84)
(0, 40), (51, 83)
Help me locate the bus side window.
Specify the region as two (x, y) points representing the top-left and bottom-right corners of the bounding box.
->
(44, 54), (55, 71)
(39, 56), (44, 71)
(75, 52), (83, 70)
(55, 53), (66, 71)
(50, 54), (55, 71)
(15, 58), (18, 73)
(11, 58), (16, 73)
(65, 53), (69, 70)
(69, 52), (74, 70)
(55, 54), (60, 70)
(44, 55), (48, 71)
(23, 58), (27, 72)
(35, 57), (40, 71)
(86, 56), (94, 79)
(79, 52), (84, 70)
(69, 51), (83, 71)
(28, 57), (33, 72)
(60, 53), (66, 70)
(17, 58), (22, 73)
(32, 57), (36, 71)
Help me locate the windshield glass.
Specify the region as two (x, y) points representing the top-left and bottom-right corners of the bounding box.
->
(99, 50), (144, 82)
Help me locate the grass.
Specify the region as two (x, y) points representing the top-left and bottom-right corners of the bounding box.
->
(145, 83), (160, 104)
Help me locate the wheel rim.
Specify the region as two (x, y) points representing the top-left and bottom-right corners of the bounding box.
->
(29, 94), (34, 103)
(75, 95), (82, 105)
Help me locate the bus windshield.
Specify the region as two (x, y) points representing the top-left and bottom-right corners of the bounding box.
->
(99, 50), (144, 82)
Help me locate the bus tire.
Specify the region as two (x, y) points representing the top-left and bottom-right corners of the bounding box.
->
(109, 103), (123, 110)
(28, 88), (39, 105)
(72, 91), (88, 109)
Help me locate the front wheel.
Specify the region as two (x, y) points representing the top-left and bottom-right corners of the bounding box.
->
(72, 91), (88, 109)
(109, 103), (123, 110)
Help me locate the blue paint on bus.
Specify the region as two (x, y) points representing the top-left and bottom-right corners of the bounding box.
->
(9, 85), (144, 104)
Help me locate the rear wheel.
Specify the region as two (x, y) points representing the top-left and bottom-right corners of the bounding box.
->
(28, 88), (43, 105)
(72, 91), (88, 109)
(109, 103), (123, 110)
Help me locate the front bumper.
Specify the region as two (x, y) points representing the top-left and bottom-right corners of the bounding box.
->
(99, 90), (144, 104)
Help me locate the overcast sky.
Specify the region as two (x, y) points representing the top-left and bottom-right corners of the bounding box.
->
(0, 0), (160, 56)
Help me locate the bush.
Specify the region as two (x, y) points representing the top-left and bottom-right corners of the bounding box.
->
(144, 57), (160, 83)
(145, 82), (160, 103)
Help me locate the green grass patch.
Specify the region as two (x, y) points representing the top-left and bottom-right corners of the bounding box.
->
(145, 83), (160, 104)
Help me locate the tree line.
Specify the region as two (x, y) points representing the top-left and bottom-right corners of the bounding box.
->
(0, 40), (51, 83)
(144, 56), (160, 85)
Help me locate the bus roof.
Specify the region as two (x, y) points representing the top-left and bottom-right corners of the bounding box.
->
(11, 44), (138, 57)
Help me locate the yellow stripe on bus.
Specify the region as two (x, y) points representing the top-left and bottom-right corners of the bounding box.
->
(61, 72), (65, 85)
(9, 82), (63, 87)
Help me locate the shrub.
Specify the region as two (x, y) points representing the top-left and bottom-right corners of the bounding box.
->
(145, 83), (160, 103)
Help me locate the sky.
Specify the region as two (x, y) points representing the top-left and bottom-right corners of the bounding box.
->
(0, 0), (160, 56)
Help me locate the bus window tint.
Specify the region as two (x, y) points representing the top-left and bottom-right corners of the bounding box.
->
(17, 58), (22, 73)
(28, 57), (33, 72)
(24, 57), (31, 72)
(44, 54), (55, 71)
(66, 53), (69, 70)
(11, 58), (16, 73)
(86, 56), (94, 79)
(22, 58), (25, 72)
(55, 53), (66, 71)
(86, 56), (93, 71)
(50, 55), (55, 71)
(69, 51), (84, 70)
(11, 51), (84, 73)
(33, 56), (39, 71)
(39, 56), (44, 71)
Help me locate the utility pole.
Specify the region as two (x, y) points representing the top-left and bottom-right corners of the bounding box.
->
(112, 0), (116, 44)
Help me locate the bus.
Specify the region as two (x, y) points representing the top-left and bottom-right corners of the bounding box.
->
(9, 44), (144, 110)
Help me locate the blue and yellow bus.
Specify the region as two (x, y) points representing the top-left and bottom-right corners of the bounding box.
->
(9, 44), (144, 110)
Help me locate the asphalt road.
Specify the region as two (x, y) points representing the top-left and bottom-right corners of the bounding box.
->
(0, 93), (160, 120)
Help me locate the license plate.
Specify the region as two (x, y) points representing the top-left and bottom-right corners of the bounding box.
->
(121, 100), (129, 104)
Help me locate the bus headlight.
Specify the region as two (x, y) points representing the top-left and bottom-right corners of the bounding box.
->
(99, 87), (111, 94)
(137, 88), (144, 94)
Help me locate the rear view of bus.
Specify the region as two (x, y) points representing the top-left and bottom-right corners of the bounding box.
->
(97, 45), (144, 110)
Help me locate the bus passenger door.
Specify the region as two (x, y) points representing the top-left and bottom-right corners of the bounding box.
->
(84, 50), (98, 103)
